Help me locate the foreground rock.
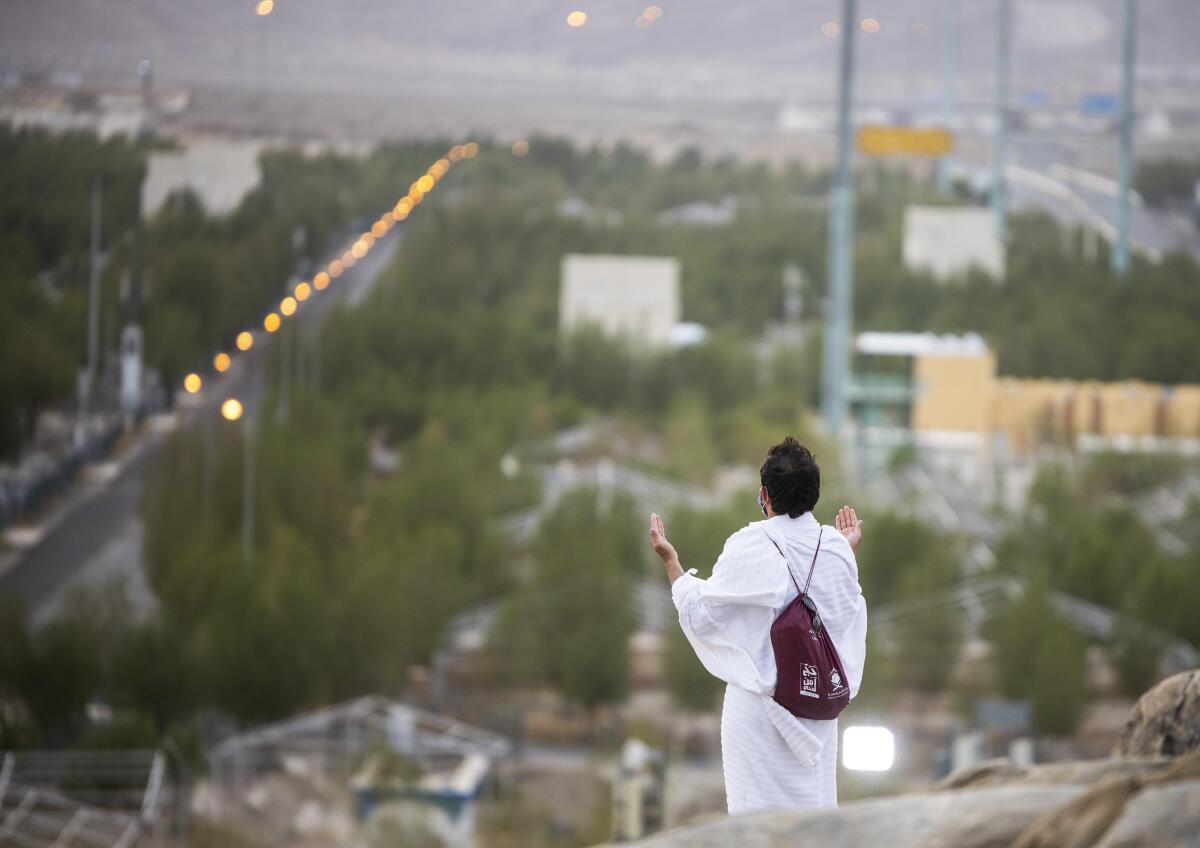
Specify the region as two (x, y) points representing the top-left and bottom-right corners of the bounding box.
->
(1119, 669), (1200, 757)
(1013, 751), (1200, 848)
(610, 785), (1084, 848)
(615, 669), (1200, 848)
(616, 754), (1200, 848)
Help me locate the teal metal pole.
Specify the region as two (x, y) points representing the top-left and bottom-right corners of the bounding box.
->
(1113, 0), (1137, 277)
(937, 0), (959, 194)
(991, 0), (1012, 243)
(822, 0), (858, 436)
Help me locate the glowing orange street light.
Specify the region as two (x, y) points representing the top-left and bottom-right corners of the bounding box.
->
(372, 220), (388, 238)
(294, 282), (311, 302)
(462, 142), (479, 159)
(394, 198), (412, 217)
(313, 271), (330, 290)
(566, 11), (587, 27)
(264, 312), (281, 333)
(511, 139), (529, 156)
(644, 5), (663, 21)
(408, 191), (423, 206)
(861, 17), (881, 33)
(255, 0), (273, 16)
(221, 398), (244, 421)
(329, 260), (344, 278)
(183, 373), (202, 394)
(448, 146), (463, 162)
(280, 296), (297, 316)
(236, 331), (254, 351)
(416, 174), (434, 193)
(214, 352), (231, 373)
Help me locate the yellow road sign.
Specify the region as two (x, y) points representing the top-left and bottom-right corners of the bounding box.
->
(857, 126), (953, 157)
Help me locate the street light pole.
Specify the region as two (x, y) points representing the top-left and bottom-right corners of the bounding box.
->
(991, 0), (1013, 244)
(202, 415), (215, 517)
(242, 411), (256, 564)
(1112, 0), (1138, 278)
(937, 0), (959, 193)
(77, 175), (103, 451)
(821, 0), (858, 437)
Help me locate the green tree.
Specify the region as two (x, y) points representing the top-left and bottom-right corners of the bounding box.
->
(664, 624), (723, 712)
(494, 489), (638, 711)
(20, 617), (102, 744)
(111, 617), (199, 733)
(1030, 622), (1088, 735)
(989, 579), (1088, 736)
(665, 392), (718, 486)
(1108, 612), (1164, 699)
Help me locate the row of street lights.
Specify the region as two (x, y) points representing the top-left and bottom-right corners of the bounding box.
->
(182, 141), (479, 413)
(184, 142), (479, 559)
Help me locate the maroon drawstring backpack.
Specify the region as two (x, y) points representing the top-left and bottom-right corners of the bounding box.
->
(766, 529), (852, 721)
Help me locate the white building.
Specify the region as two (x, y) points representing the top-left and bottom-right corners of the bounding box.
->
(142, 138), (263, 217)
(903, 205), (1005, 281)
(560, 254), (681, 349)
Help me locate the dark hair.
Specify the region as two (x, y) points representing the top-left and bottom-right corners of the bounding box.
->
(760, 436), (820, 518)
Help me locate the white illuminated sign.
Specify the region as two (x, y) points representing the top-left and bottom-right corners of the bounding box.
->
(842, 726), (895, 772)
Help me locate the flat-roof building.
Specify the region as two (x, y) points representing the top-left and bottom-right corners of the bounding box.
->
(560, 254), (681, 350)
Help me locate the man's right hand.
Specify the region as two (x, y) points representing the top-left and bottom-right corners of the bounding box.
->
(835, 505), (863, 552)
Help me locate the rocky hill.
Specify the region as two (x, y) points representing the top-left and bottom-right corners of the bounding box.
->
(613, 670), (1200, 848)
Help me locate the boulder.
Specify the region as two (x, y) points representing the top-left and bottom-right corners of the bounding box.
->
(1013, 750), (1200, 848)
(1094, 779), (1200, 848)
(615, 672), (1200, 848)
(1119, 670), (1200, 757)
(606, 785), (1084, 848)
(931, 756), (1172, 792)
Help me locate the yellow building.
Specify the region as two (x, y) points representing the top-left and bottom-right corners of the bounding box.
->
(855, 332), (1200, 454)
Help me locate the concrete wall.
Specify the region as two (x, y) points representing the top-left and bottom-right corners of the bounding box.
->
(142, 138), (263, 217)
(912, 351), (997, 434)
(905, 356), (1200, 451)
(903, 205), (1006, 281)
(560, 254), (680, 349)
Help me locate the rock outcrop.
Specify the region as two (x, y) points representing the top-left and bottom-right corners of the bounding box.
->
(1119, 669), (1200, 757)
(615, 671), (1200, 848)
(609, 785), (1085, 848)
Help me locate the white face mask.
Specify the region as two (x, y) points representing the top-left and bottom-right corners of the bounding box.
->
(758, 490), (769, 518)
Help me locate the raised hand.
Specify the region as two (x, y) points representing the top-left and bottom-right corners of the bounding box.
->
(649, 512), (678, 565)
(834, 505), (864, 552)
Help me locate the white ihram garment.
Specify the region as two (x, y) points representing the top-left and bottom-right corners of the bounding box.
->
(671, 511), (868, 815)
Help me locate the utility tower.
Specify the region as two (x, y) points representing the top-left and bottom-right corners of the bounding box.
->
(821, 0), (858, 437)
(1112, 0), (1138, 277)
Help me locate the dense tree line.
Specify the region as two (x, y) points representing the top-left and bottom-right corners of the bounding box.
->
(0, 129), (143, 458)
(0, 129), (455, 459)
(1135, 156), (1200, 207)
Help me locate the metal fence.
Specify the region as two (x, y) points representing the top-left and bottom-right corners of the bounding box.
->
(0, 750), (169, 848)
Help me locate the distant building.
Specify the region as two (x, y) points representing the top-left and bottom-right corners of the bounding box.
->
(655, 196), (738, 227)
(556, 196), (624, 226)
(903, 205), (1006, 281)
(560, 254), (681, 349)
(142, 138), (263, 217)
(851, 331), (1200, 455)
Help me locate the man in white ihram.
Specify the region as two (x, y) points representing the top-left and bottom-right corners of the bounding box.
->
(649, 436), (867, 814)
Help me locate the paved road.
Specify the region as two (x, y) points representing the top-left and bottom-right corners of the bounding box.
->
(1003, 135), (1200, 263)
(0, 232), (401, 624)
